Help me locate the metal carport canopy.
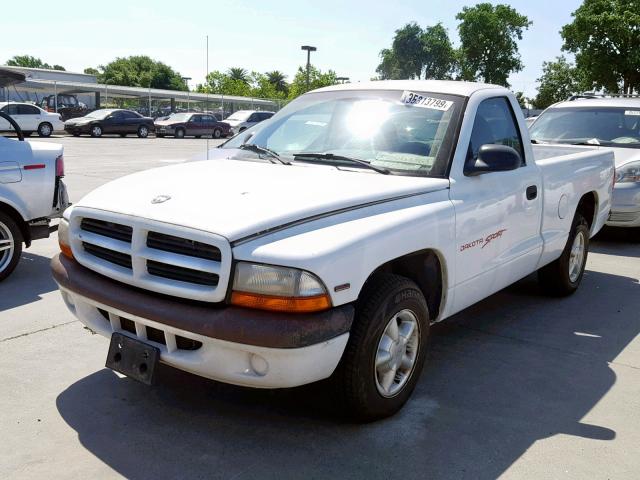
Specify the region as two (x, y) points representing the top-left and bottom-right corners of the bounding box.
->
(18, 78), (277, 107)
(0, 67), (26, 87)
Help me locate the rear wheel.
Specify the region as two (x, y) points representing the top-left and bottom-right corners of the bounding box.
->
(332, 274), (430, 421)
(137, 125), (149, 138)
(0, 212), (23, 282)
(90, 125), (103, 137)
(37, 122), (53, 137)
(175, 128), (185, 139)
(538, 213), (589, 296)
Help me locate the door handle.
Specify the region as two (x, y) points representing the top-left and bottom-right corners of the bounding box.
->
(526, 185), (538, 200)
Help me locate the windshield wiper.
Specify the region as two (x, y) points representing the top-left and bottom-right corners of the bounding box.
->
(570, 139), (612, 146)
(238, 144), (290, 165)
(293, 152), (390, 174)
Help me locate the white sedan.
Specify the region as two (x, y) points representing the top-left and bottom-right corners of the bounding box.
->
(0, 102), (64, 137)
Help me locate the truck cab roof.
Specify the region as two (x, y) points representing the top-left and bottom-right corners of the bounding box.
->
(314, 80), (506, 97)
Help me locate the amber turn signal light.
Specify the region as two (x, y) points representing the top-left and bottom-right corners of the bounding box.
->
(230, 291), (331, 313)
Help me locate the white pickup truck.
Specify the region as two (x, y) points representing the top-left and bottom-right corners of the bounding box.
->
(0, 112), (68, 281)
(52, 81), (614, 420)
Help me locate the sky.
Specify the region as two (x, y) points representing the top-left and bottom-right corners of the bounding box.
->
(1, 0), (583, 97)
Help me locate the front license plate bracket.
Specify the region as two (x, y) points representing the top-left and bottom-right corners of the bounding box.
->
(106, 332), (160, 385)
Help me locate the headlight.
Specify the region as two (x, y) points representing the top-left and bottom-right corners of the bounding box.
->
(58, 217), (73, 259)
(616, 161), (640, 183)
(230, 262), (331, 313)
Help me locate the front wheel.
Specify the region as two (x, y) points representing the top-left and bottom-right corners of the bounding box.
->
(175, 128), (185, 139)
(137, 125), (149, 138)
(0, 212), (23, 282)
(37, 122), (53, 137)
(538, 213), (589, 296)
(332, 274), (430, 421)
(213, 128), (222, 139)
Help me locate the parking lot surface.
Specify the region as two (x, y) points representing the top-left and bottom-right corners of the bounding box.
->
(1, 136), (639, 479)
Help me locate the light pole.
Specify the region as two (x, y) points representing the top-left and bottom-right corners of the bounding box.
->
(300, 45), (317, 91)
(181, 76), (191, 110)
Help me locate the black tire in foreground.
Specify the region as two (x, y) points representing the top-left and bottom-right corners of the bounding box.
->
(0, 211), (23, 282)
(90, 125), (103, 138)
(331, 274), (430, 421)
(538, 213), (590, 296)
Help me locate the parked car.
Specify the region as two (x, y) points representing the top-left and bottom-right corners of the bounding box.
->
(155, 112), (231, 138)
(530, 97), (640, 237)
(39, 94), (88, 121)
(52, 81), (613, 420)
(0, 111), (69, 281)
(0, 102), (64, 137)
(525, 115), (538, 128)
(64, 109), (154, 138)
(223, 110), (274, 135)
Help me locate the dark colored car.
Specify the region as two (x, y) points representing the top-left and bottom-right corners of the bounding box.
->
(40, 94), (89, 121)
(154, 112), (231, 139)
(64, 109), (155, 138)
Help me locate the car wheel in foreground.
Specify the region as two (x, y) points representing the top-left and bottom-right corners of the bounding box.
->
(90, 125), (103, 138)
(137, 126), (149, 138)
(0, 212), (23, 282)
(538, 213), (589, 296)
(37, 122), (53, 137)
(213, 128), (222, 139)
(175, 128), (185, 139)
(332, 274), (430, 421)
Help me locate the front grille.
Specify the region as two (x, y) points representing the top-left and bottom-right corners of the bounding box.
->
(71, 210), (230, 302)
(147, 260), (219, 286)
(147, 231), (221, 261)
(81, 218), (132, 242)
(97, 308), (202, 351)
(83, 242), (132, 269)
(609, 211), (639, 223)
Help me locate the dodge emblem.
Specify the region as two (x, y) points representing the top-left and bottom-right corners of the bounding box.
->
(151, 195), (171, 204)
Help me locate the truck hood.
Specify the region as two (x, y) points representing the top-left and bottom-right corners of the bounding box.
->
(75, 159), (449, 241)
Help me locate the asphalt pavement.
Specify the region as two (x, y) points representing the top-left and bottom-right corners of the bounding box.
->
(1, 136), (639, 479)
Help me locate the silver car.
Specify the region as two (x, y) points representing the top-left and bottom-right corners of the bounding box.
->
(223, 110), (274, 136)
(530, 97), (640, 236)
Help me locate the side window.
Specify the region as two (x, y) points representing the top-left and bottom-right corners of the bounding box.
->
(192, 115), (203, 123)
(18, 105), (40, 115)
(6, 105), (19, 116)
(248, 113), (259, 122)
(467, 97), (524, 165)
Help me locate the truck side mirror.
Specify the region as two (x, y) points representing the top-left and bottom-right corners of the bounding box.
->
(465, 144), (522, 176)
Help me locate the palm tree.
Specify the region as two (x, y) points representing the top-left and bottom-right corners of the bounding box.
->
(227, 67), (249, 84)
(266, 70), (288, 93)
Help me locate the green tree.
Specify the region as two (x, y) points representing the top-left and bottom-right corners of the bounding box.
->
(421, 23), (456, 80)
(375, 48), (403, 80)
(99, 56), (187, 90)
(198, 70), (251, 96)
(456, 3), (531, 86)
(266, 70), (288, 95)
(561, 0), (640, 94)
(83, 67), (100, 75)
(532, 56), (588, 109)
(227, 67), (250, 84)
(6, 55), (65, 70)
(288, 66), (337, 99)
(514, 91), (528, 109)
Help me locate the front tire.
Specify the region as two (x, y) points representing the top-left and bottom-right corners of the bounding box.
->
(213, 128), (222, 139)
(37, 122), (53, 137)
(538, 213), (589, 296)
(175, 128), (185, 139)
(332, 274), (430, 421)
(90, 125), (103, 137)
(137, 126), (149, 138)
(0, 212), (23, 282)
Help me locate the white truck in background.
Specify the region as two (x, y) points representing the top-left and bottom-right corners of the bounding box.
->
(53, 81), (614, 420)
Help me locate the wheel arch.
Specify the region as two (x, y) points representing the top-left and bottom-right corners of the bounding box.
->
(576, 191), (597, 232)
(0, 201), (30, 246)
(360, 248), (448, 321)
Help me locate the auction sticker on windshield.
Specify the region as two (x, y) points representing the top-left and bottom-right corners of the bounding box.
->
(625, 110), (640, 116)
(400, 91), (453, 111)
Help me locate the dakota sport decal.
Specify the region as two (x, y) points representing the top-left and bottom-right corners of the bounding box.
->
(459, 229), (507, 252)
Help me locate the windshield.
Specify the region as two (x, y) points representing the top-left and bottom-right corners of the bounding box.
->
(166, 113), (192, 122)
(85, 109), (113, 120)
(530, 107), (640, 148)
(226, 111), (251, 121)
(229, 90), (463, 176)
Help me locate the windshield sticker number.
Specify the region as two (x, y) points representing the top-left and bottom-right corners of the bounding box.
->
(401, 91), (453, 111)
(624, 110), (640, 116)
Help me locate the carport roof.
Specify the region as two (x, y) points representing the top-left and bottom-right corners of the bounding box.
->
(16, 77), (277, 107)
(0, 67), (26, 87)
